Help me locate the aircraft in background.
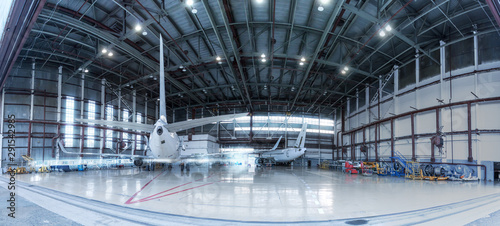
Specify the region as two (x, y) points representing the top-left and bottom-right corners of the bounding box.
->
(255, 123), (308, 165)
(72, 34), (247, 168)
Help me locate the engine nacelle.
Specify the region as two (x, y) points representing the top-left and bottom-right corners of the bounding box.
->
(133, 159), (144, 167)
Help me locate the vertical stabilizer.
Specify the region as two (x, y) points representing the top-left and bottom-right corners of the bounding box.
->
(294, 123), (308, 148)
(159, 34), (167, 120)
(271, 136), (283, 151)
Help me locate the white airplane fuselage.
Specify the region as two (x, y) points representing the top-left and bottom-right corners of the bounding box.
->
(260, 147), (306, 162)
(148, 119), (180, 160)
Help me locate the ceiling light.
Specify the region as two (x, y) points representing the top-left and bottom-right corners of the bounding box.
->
(385, 25), (392, 32)
(182, 68), (186, 72)
(78, 68), (82, 71)
(256, 0), (264, 3)
(84, 69), (89, 73)
(179, 65), (184, 69)
(301, 57), (306, 62)
(101, 48), (107, 54)
(203, 89), (207, 93)
(318, 6), (324, 11)
(299, 62), (304, 66)
(261, 53), (266, 58)
(149, 75), (153, 78)
(341, 70), (346, 74)
(108, 52), (113, 57)
(135, 24), (142, 32)
(218, 61), (222, 64)
(320, 0), (329, 4)
(154, 77), (157, 80)
(157, 98), (160, 101)
(261, 58), (266, 62)
(323, 91), (327, 95)
(186, 0), (194, 6)
(142, 31), (148, 36)
(291, 86), (295, 91)
(264, 85), (267, 90)
(344, 66), (349, 71)
(379, 30), (386, 37)
(192, 8), (198, 14)
(126, 84), (130, 86)
(216, 56), (221, 61)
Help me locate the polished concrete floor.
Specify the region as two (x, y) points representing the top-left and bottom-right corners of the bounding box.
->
(6, 165), (500, 224)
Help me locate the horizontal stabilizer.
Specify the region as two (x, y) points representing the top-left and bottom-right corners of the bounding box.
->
(76, 118), (154, 133)
(77, 113), (248, 133)
(166, 113), (248, 132)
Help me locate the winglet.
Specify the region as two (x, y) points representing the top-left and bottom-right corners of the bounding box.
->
(271, 136), (283, 151)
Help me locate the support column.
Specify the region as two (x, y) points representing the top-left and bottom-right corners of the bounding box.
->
(132, 90), (136, 154)
(333, 109), (337, 160)
(415, 50), (420, 146)
(346, 98), (350, 132)
(393, 66), (399, 159)
(411, 113), (416, 161)
(351, 133), (355, 161)
(117, 89), (122, 121)
(341, 104), (345, 160)
(30, 60), (35, 121)
(365, 84), (369, 160)
(467, 103), (473, 162)
(144, 95), (148, 124)
(28, 59), (35, 156)
(439, 40), (446, 162)
(100, 79), (105, 155)
(80, 72), (85, 159)
(473, 29), (480, 176)
(56, 66), (62, 161)
(432, 108), (439, 162)
(319, 109), (322, 161)
(390, 119), (394, 159)
(363, 127), (367, 161)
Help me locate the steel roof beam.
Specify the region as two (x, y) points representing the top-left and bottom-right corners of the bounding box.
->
(342, 3), (440, 65)
(290, 0), (346, 109)
(38, 9), (207, 108)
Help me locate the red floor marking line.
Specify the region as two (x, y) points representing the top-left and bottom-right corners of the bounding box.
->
(134, 182), (216, 203)
(125, 173), (218, 204)
(125, 170), (166, 204)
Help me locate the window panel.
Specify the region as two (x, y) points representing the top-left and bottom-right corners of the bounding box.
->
(87, 101), (96, 147)
(106, 105), (114, 149)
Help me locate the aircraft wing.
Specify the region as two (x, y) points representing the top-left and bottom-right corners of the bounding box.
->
(57, 138), (153, 158)
(165, 113), (248, 132)
(76, 118), (154, 133)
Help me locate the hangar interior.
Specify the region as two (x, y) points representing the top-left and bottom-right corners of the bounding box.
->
(1, 0), (500, 225)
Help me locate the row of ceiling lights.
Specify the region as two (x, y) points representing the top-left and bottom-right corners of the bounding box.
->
(97, 23), (149, 64)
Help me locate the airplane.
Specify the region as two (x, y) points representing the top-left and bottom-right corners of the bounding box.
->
(72, 34), (248, 168)
(255, 123), (308, 165)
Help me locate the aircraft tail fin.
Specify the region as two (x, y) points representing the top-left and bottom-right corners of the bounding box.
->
(159, 34), (167, 122)
(293, 123), (308, 148)
(271, 136), (283, 151)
